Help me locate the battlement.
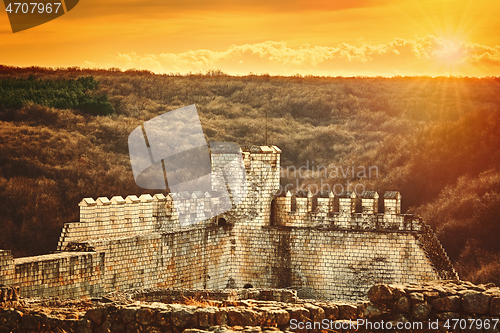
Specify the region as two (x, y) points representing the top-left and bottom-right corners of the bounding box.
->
(59, 192), (224, 250)
(272, 190), (421, 232)
(79, 192), (234, 223)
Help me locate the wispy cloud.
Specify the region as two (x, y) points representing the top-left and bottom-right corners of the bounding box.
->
(99, 36), (500, 76)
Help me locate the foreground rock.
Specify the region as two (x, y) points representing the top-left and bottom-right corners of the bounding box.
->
(365, 280), (500, 332)
(0, 296), (362, 332)
(0, 281), (499, 332)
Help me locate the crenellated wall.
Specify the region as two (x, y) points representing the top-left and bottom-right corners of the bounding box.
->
(58, 193), (209, 251)
(0, 145), (456, 301)
(272, 190), (420, 231)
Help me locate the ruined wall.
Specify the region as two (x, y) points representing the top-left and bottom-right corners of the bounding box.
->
(132, 288), (298, 303)
(0, 145), (455, 301)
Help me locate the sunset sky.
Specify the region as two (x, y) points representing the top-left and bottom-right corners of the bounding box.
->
(1, 0), (500, 77)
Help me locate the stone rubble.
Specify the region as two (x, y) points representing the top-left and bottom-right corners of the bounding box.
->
(365, 280), (500, 332)
(0, 281), (498, 332)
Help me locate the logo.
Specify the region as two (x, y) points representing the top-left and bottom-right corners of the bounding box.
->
(4, 0), (79, 33)
(128, 104), (248, 227)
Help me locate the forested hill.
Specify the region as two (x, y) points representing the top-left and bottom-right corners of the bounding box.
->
(0, 65), (499, 284)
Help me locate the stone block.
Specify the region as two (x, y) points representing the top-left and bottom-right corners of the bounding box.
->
(338, 303), (357, 320)
(462, 291), (491, 315)
(431, 295), (461, 312)
(490, 297), (500, 316)
(412, 301), (432, 321)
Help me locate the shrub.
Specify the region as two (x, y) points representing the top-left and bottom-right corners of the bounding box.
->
(0, 76), (114, 116)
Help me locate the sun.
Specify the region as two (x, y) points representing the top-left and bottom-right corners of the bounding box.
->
(398, 0), (485, 76)
(431, 38), (467, 73)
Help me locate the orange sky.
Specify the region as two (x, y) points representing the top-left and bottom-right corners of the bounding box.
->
(1, 0), (499, 76)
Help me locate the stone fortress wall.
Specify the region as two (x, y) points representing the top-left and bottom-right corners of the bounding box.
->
(0, 146), (457, 301)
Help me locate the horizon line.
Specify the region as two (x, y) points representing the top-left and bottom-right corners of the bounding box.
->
(1, 64), (499, 80)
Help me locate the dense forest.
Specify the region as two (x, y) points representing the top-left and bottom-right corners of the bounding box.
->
(0, 65), (499, 285)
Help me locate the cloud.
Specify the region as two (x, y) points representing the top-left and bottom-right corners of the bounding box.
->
(463, 44), (500, 67)
(101, 36), (500, 76)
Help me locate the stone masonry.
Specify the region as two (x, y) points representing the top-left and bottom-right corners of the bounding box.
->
(0, 145), (457, 301)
